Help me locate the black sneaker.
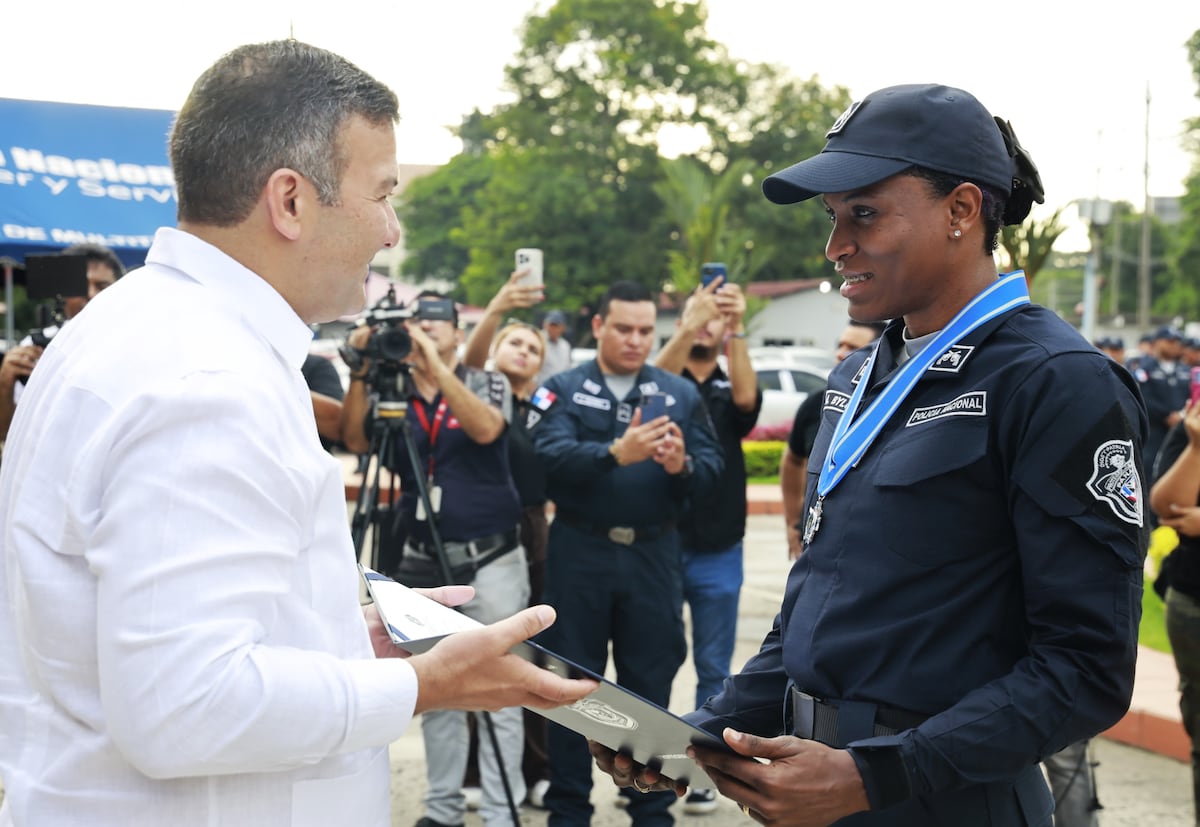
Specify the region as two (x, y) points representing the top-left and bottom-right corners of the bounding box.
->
(683, 788), (718, 814)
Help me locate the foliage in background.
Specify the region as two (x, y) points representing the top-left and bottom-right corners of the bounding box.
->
(1142, 577), (1171, 654)
(655, 155), (758, 295)
(998, 208), (1068, 285)
(1141, 526), (1178, 654)
(1164, 28), (1200, 321)
(398, 0), (850, 313)
(742, 440), (784, 478)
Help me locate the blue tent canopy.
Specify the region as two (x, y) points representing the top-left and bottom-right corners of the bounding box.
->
(0, 97), (178, 270)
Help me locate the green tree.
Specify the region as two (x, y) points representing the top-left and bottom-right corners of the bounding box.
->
(1165, 28), (1200, 320)
(725, 67), (851, 282)
(998, 207), (1068, 285)
(653, 154), (758, 293)
(397, 0), (853, 310)
(397, 150), (493, 289)
(450, 0), (742, 310)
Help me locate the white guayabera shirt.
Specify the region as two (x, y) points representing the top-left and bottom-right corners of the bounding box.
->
(0, 228), (416, 827)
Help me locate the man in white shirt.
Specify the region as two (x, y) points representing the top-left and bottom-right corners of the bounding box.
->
(0, 40), (594, 827)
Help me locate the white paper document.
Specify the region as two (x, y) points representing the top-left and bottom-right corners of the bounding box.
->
(361, 567), (734, 785)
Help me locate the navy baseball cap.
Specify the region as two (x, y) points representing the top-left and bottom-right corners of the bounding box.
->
(763, 84), (1039, 218)
(1154, 325), (1183, 342)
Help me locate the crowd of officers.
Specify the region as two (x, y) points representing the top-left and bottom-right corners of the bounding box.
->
(1106, 326), (1200, 483)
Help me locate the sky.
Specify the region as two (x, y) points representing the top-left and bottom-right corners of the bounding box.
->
(4, 0), (1198, 248)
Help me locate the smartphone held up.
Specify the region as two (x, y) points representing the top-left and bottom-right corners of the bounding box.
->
(516, 248), (544, 287)
(700, 262), (726, 288)
(640, 392), (668, 422)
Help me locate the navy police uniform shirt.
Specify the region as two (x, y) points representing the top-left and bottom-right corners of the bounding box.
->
(385, 364), (521, 544)
(688, 305), (1147, 825)
(529, 360), (722, 528)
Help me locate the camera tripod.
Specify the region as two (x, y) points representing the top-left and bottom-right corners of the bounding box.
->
(349, 375), (523, 827)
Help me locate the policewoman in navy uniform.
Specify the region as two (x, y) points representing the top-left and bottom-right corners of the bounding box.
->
(595, 85), (1148, 827)
(530, 280), (722, 827)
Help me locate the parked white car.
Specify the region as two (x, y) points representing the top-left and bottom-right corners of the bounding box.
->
(753, 360), (831, 431)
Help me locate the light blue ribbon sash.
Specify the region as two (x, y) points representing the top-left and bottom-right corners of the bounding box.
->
(803, 271), (1031, 545)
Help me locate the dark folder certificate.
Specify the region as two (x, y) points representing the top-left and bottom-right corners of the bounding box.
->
(362, 568), (732, 785)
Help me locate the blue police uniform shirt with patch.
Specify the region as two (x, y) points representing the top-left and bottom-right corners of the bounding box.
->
(686, 304), (1148, 825)
(528, 360), (723, 528)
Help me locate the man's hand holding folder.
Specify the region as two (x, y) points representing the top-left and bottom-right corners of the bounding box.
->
(410, 602), (599, 714)
(362, 579), (599, 714)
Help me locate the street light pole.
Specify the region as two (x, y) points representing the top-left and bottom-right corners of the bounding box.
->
(1137, 84), (1152, 329)
(1078, 198), (1112, 345)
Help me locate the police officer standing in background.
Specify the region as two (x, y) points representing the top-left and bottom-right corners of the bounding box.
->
(653, 275), (761, 815)
(1130, 325), (1190, 480)
(594, 83), (1147, 827)
(531, 280), (722, 827)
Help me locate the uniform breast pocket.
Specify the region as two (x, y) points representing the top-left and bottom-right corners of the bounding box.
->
(871, 420), (1009, 567)
(574, 405), (614, 441)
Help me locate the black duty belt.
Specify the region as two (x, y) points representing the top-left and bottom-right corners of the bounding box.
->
(790, 687), (928, 746)
(404, 528), (519, 569)
(555, 510), (676, 547)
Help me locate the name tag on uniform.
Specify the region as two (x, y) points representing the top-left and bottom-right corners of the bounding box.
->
(416, 485), (443, 521)
(572, 392), (611, 410)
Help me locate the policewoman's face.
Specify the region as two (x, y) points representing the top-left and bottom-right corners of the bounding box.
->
(593, 299), (656, 376)
(822, 174), (959, 337)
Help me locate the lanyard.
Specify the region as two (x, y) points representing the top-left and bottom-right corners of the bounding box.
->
(412, 398), (449, 480)
(804, 271), (1030, 544)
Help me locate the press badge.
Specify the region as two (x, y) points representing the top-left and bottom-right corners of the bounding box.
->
(416, 485), (443, 521)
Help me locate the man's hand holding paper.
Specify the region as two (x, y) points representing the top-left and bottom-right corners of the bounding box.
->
(409, 604), (599, 714)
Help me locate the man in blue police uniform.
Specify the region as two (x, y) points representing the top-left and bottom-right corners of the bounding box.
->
(1130, 325), (1190, 481)
(530, 280), (722, 827)
(653, 277), (761, 815)
(594, 84), (1147, 827)
(341, 292), (529, 827)
(1093, 335), (1126, 365)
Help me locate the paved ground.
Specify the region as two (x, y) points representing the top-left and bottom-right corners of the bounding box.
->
(387, 515), (1196, 826)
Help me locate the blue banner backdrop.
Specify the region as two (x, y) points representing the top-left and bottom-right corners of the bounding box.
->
(0, 98), (177, 270)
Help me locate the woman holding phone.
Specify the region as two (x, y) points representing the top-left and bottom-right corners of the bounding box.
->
(462, 270), (554, 807)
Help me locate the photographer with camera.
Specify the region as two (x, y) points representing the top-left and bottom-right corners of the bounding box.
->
(340, 289), (530, 827)
(0, 242), (125, 446)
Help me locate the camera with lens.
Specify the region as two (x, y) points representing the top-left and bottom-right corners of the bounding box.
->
(23, 253), (89, 347)
(339, 288), (456, 385)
